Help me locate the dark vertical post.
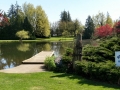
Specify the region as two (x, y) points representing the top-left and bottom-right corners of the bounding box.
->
(73, 33), (82, 61)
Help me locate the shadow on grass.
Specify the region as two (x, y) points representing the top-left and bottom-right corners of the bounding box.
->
(50, 72), (120, 89)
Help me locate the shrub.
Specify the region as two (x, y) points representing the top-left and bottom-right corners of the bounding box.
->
(62, 56), (72, 64)
(64, 48), (73, 56)
(44, 56), (56, 71)
(74, 60), (120, 85)
(82, 37), (120, 62)
(55, 48), (73, 73)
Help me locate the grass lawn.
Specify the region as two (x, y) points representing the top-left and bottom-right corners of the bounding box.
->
(36, 37), (74, 41)
(0, 72), (119, 90)
(0, 37), (74, 43)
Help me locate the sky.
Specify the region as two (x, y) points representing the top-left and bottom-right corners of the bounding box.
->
(0, 0), (120, 25)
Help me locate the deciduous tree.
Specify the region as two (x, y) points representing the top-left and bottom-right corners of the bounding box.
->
(73, 19), (84, 36)
(16, 30), (29, 41)
(35, 5), (50, 37)
(0, 10), (9, 27)
(22, 2), (35, 36)
(95, 24), (113, 38)
(113, 20), (120, 35)
(106, 12), (113, 26)
(92, 12), (106, 28)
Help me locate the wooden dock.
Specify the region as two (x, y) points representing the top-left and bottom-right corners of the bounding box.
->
(22, 51), (54, 64)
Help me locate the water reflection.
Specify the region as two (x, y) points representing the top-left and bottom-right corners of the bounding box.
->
(0, 41), (75, 70)
(0, 40), (91, 70)
(17, 43), (30, 52)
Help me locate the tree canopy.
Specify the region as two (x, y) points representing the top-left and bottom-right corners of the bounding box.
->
(16, 30), (29, 41)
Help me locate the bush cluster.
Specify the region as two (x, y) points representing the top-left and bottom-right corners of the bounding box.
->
(44, 36), (120, 85)
(44, 48), (73, 73)
(55, 48), (73, 73)
(74, 60), (120, 84)
(44, 56), (56, 71)
(82, 37), (120, 62)
(74, 36), (120, 85)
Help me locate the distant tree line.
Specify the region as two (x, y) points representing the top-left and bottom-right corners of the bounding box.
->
(0, 2), (50, 40)
(0, 1), (120, 40)
(51, 11), (120, 39)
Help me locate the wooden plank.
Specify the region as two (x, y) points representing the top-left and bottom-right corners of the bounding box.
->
(22, 51), (54, 64)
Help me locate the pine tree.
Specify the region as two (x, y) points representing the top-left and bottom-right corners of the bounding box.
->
(60, 10), (68, 22)
(23, 17), (33, 38)
(83, 15), (94, 39)
(67, 11), (71, 22)
(60, 10), (72, 22)
(4, 2), (24, 39)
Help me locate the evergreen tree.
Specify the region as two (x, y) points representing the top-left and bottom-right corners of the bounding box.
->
(1, 2), (24, 39)
(67, 11), (71, 22)
(23, 17), (33, 38)
(83, 15), (94, 39)
(60, 10), (68, 22)
(59, 10), (73, 36)
(60, 10), (72, 22)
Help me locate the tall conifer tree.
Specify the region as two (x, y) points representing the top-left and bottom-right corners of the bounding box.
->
(83, 16), (94, 39)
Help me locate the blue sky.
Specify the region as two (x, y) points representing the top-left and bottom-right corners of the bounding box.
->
(0, 0), (120, 25)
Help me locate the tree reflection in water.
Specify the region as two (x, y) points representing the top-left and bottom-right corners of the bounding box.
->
(0, 41), (90, 70)
(17, 43), (30, 52)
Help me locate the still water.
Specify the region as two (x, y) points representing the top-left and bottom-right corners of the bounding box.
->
(0, 40), (91, 70)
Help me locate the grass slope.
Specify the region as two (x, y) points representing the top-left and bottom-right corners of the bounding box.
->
(0, 72), (119, 90)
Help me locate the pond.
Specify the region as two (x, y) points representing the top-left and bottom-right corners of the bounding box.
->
(0, 40), (91, 70)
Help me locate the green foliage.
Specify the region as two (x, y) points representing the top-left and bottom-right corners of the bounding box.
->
(16, 30), (30, 40)
(44, 56), (56, 71)
(54, 48), (73, 73)
(0, 2), (24, 40)
(62, 30), (70, 37)
(60, 10), (72, 22)
(23, 17), (33, 38)
(22, 2), (35, 29)
(64, 48), (73, 56)
(75, 36), (120, 85)
(92, 12), (106, 28)
(83, 15), (94, 39)
(62, 56), (72, 64)
(74, 60), (120, 84)
(82, 37), (120, 62)
(106, 12), (113, 26)
(35, 5), (50, 37)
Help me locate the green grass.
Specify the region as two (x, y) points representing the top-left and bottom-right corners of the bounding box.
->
(0, 37), (74, 43)
(36, 37), (73, 41)
(0, 72), (119, 90)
